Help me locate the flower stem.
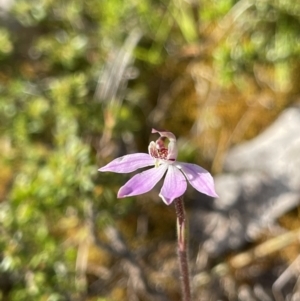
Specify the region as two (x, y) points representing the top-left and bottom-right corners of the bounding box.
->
(174, 196), (191, 301)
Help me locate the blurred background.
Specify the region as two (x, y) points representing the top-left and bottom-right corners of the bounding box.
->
(0, 0), (300, 300)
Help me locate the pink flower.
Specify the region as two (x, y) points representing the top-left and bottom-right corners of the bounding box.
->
(99, 129), (218, 205)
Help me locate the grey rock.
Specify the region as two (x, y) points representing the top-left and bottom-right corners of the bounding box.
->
(224, 107), (300, 190)
(191, 107), (300, 257)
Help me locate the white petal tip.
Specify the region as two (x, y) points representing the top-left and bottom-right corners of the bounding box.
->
(204, 191), (219, 198)
(208, 189), (219, 198)
(117, 191), (127, 198)
(159, 193), (173, 205)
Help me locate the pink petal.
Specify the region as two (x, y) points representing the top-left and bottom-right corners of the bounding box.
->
(177, 162), (218, 198)
(118, 165), (168, 198)
(159, 165), (187, 205)
(99, 153), (154, 173)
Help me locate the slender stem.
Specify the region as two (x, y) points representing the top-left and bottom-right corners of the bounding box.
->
(174, 196), (191, 301)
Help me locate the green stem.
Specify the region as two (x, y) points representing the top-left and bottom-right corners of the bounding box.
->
(174, 196), (191, 301)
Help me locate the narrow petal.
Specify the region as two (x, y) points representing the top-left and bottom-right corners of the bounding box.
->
(159, 165), (187, 205)
(177, 162), (218, 198)
(99, 153), (154, 173)
(118, 165), (168, 198)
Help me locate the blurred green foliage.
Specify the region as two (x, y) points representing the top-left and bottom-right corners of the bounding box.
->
(0, 0), (300, 300)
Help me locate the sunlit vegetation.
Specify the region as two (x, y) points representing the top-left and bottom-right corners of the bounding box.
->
(0, 0), (300, 300)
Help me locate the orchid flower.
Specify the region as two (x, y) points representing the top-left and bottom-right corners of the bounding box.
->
(99, 129), (218, 205)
